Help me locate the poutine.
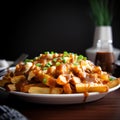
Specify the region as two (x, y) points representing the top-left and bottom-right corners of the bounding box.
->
(0, 51), (120, 94)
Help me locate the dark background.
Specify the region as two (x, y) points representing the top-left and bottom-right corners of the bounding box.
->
(1, 0), (120, 60)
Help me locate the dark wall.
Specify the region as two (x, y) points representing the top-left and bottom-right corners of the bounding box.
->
(1, 0), (120, 60)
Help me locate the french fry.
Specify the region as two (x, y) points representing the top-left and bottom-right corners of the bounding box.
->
(50, 87), (63, 94)
(70, 76), (81, 85)
(56, 75), (68, 85)
(37, 73), (57, 87)
(11, 75), (26, 83)
(28, 71), (35, 80)
(28, 87), (50, 94)
(107, 78), (120, 88)
(0, 79), (10, 87)
(76, 83), (109, 93)
(20, 84), (36, 93)
(63, 83), (72, 94)
(28, 87), (63, 94)
(6, 84), (16, 91)
(20, 83), (45, 93)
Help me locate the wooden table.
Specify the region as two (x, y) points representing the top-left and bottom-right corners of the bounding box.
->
(0, 88), (120, 120)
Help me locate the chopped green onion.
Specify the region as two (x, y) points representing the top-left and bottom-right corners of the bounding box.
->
(77, 55), (84, 60)
(56, 62), (61, 66)
(63, 51), (69, 57)
(43, 67), (48, 70)
(61, 57), (67, 63)
(44, 51), (49, 54)
(77, 55), (87, 61)
(45, 62), (52, 67)
(43, 78), (47, 84)
(36, 63), (41, 67)
(83, 57), (87, 60)
(109, 77), (114, 81)
(50, 51), (54, 54)
(73, 62), (79, 66)
(53, 58), (57, 62)
(24, 59), (33, 64)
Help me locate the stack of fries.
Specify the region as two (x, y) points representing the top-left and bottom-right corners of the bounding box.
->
(0, 51), (120, 94)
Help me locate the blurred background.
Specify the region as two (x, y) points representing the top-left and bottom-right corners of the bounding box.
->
(1, 0), (120, 60)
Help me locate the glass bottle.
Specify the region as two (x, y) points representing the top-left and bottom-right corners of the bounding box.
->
(95, 38), (115, 74)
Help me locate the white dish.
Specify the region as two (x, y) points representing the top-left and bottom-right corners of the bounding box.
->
(6, 83), (119, 104)
(0, 67), (120, 104)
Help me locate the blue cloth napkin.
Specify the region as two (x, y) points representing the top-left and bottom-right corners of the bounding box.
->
(0, 105), (28, 120)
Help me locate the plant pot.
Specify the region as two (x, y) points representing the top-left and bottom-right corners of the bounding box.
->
(86, 26), (120, 63)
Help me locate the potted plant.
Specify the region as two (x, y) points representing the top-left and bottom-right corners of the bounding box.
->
(86, 0), (120, 63)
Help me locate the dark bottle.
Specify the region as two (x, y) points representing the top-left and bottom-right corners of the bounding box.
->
(95, 52), (115, 73)
(95, 39), (115, 74)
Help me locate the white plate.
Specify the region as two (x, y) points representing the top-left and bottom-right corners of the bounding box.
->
(0, 67), (120, 104)
(7, 84), (119, 104)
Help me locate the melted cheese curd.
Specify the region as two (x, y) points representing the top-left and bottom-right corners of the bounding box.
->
(0, 51), (119, 94)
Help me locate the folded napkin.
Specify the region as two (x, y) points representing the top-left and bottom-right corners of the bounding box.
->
(0, 60), (9, 68)
(0, 105), (28, 120)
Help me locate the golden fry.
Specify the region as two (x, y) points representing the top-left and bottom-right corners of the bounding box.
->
(76, 83), (109, 93)
(28, 87), (63, 94)
(6, 84), (16, 91)
(107, 78), (120, 88)
(63, 83), (72, 94)
(0, 79), (10, 87)
(28, 87), (50, 94)
(11, 75), (26, 84)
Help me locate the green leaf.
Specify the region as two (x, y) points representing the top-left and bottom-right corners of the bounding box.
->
(89, 0), (112, 26)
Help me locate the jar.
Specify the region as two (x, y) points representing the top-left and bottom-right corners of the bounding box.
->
(95, 39), (115, 74)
